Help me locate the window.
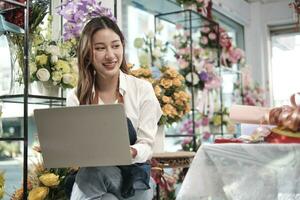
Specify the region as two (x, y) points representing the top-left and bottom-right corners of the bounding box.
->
(270, 30), (300, 106)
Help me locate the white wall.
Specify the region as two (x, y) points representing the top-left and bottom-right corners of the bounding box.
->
(213, 0), (295, 104)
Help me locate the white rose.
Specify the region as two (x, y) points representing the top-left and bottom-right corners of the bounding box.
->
(51, 55), (58, 64)
(62, 74), (75, 85)
(36, 68), (50, 82)
(185, 72), (199, 85)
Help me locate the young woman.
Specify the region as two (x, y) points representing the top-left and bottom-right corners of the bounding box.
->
(67, 16), (162, 200)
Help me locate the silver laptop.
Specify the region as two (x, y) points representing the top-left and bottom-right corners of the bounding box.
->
(34, 104), (132, 168)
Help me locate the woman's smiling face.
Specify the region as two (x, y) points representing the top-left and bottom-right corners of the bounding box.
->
(92, 28), (124, 78)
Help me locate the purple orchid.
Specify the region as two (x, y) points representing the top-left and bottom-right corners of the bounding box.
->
(57, 0), (116, 41)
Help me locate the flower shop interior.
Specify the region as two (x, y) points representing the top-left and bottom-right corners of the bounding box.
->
(0, 0), (300, 199)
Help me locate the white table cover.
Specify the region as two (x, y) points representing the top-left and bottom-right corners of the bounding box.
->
(176, 144), (300, 200)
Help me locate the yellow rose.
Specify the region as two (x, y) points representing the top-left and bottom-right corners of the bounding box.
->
(213, 115), (222, 126)
(154, 85), (162, 96)
(175, 99), (184, 106)
(160, 78), (172, 89)
(39, 173), (60, 187)
(178, 74), (184, 81)
(12, 188), (23, 200)
(36, 54), (48, 66)
(162, 104), (176, 117)
(55, 60), (70, 73)
(185, 104), (191, 113)
(172, 78), (182, 87)
(28, 187), (49, 200)
(162, 96), (171, 103)
(165, 68), (178, 78)
(142, 68), (152, 77)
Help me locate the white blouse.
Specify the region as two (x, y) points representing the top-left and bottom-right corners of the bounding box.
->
(66, 70), (162, 163)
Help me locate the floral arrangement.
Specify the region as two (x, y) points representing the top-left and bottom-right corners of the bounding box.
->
(179, 113), (212, 149)
(57, 0), (115, 41)
(0, 172), (4, 199)
(129, 65), (154, 84)
(133, 25), (168, 68)
(199, 25), (219, 49)
(131, 66), (191, 126)
(211, 107), (230, 127)
(30, 39), (78, 89)
(172, 27), (221, 90)
(28, 15), (78, 89)
(153, 67), (191, 125)
(241, 84), (266, 106)
(234, 67), (267, 107)
(11, 148), (77, 200)
(176, 0), (212, 18)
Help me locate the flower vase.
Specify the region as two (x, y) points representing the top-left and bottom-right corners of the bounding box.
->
(153, 125), (165, 153)
(36, 81), (60, 97)
(7, 35), (24, 94)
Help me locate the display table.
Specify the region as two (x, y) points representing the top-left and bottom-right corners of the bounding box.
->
(176, 144), (300, 200)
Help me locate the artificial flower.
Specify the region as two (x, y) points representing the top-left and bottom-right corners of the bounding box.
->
(28, 187), (49, 200)
(36, 69), (50, 82)
(57, 0), (115, 41)
(39, 173), (60, 187)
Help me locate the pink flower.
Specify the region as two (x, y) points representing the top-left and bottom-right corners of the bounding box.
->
(208, 32), (217, 40)
(176, 24), (183, 30)
(228, 48), (244, 64)
(179, 58), (189, 69)
(201, 117), (209, 126)
(204, 62), (214, 72)
(202, 131), (211, 140)
(200, 36), (208, 45)
(201, 27), (210, 33)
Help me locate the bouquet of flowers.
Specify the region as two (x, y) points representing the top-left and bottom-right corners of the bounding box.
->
(11, 148), (77, 200)
(130, 66), (191, 126)
(154, 67), (191, 125)
(172, 27), (221, 91)
(129, 65), (155, 84)
(199, 25), (219, 49)
(30, 39), (78, 89)
(0, 172), (4, 199)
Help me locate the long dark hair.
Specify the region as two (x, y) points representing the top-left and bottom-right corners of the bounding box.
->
(76, 16), (128, 105)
